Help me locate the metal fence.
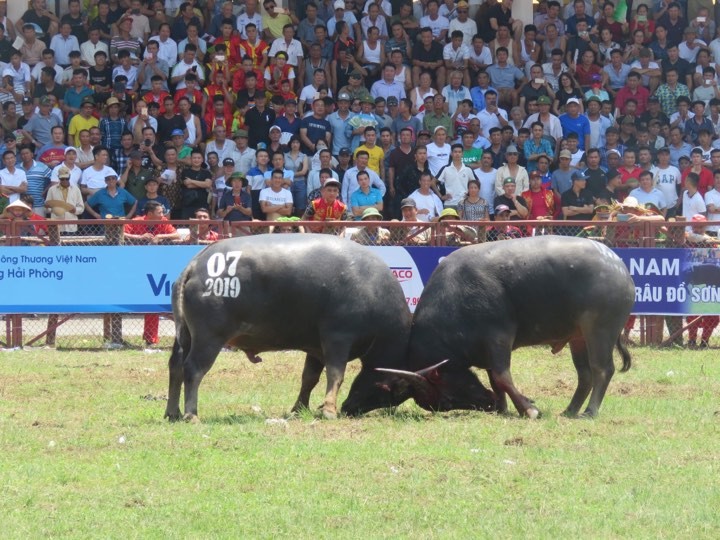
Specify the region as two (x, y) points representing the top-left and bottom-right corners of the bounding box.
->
(1, 218), (718, 350)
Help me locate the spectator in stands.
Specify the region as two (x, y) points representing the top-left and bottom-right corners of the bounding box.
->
(44, 166), (84, 233)
(85, 172), (136, 219)
(179, 149), (212, 219)
(217, 171), (252, 223)
(561, 170), (594, 220)
(409, 171), (444, 221)
(124, 199), (179, 244)
(302, 177), (351, 229)
(18, 144), (51, 215)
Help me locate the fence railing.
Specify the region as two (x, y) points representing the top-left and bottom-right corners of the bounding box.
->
(1, 218), (718, 350)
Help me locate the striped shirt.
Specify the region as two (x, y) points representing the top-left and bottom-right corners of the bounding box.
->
(19, 160), (52, 207)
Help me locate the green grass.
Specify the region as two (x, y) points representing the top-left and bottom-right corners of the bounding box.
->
(1, 346), (719, 538)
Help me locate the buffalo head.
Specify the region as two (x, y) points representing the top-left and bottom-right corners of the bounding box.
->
(342, 360), (498, 415)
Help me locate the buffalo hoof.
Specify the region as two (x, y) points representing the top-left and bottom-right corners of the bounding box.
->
(579, 411), (597, 419)
(164, 411), (182, 422)
(322, 408), (338, 420)
(183, 413), (201, 423)
(524, 407), (541, 420)
(561, 409), (580, 418)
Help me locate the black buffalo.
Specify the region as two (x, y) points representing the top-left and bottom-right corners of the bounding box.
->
(342, 236), (635, 418)
(165, 234), (411, 422)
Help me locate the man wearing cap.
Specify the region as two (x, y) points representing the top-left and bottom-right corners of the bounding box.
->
(302, 176), (352, 227)
(229, 130), (256, 175)
(67, 98), (99, 147)
(583, 96), (611, 150)
(350, 207), (391, 245)
(120, 150), (153, 200)
(85, 172), (137, 219)
(523, 94), (562, 143)
(327, 92), (355, 155)
(494, 143), (528, 195)
(45, 166), (84, 233)
(327, 1), (362, 44)
(493, 176), (529, 219)
(561, 170), (594, 220)
(487, 204), (523, 240)
(559, 97), (591, 151)
(217, 172), (252, 222)
(136, 176), (171, 217)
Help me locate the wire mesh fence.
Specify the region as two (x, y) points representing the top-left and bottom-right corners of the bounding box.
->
(1, 218), (719, 350)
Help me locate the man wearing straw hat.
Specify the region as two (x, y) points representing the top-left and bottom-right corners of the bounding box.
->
(45, 166), (84, 233)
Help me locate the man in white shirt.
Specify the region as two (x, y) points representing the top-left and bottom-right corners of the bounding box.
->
(409, 171), (444, 221)
(150, 24), (178, 68)
(436, 143), (476, 207)
(653, 147), (682, 218)
(268, 25), (304, 69)
(682, 173), (707, 231)
(448, 1), (477, 45)
(49, 23), (80, 67)
(80, 28), (109, 67)
(0, 150), (28, 203)
(629, 170), (668, 215)
(419, 0), (450, 42)
(476, 90), (509, 137)
(425, 126), (452, 176)
(259, 168), (293, 220)
(237, 0), (263, 40)
(170, 45), (204, 89)
(473, 152), (498, 215)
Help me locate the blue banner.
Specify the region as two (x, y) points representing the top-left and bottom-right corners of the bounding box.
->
(0, 245), (718, 315)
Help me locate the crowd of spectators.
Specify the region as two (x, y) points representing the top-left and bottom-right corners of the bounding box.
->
(0, 0), (719, 240)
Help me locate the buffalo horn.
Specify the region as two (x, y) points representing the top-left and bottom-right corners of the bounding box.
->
(374, 367), (437, 403)
(415, 359), (449, 377)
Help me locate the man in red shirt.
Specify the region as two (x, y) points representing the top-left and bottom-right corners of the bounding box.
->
(302, 178), (351, 231)
(681, 148), (713, 196)
(617, 148), (643, 202)
(614, 71), (650, 117)
(123, 200), (180, 244)
(522, 171), (557, 220)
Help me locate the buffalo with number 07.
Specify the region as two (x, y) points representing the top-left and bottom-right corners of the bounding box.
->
(164, 234), (412, 422)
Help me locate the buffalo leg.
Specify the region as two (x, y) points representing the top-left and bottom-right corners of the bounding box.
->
(182, 339), (225, 422)
(291, 354), (324, 413)
(320, 339), (351, 420)
(486, 369), (508, 414)
(563, 338), (593, 418)
(489, 368), (539, 418)
(582, 332), (617, 418)
(165, 339), (185, 421)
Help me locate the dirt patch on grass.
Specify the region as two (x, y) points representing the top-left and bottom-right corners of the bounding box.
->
(504, 437), (525, 447)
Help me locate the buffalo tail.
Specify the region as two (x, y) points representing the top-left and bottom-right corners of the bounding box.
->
(615, 336), (632, 372)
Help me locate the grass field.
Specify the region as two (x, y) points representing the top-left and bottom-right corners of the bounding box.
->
(1, 345), (719, 539)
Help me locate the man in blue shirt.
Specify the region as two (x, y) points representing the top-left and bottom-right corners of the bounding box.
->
(559, 98), (591, 150)
(349, 170), (384, 220)
(299, 98), (332, 154)
(85, 173), (137, 218)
